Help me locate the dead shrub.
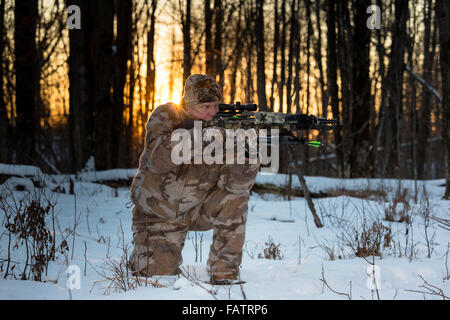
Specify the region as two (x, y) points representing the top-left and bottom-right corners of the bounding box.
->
(258, 237), (284, 260)
(384, 188), (411, 223)
(339, 219), (392, 258)
(0, 185), (68, 281)
(356, 222), (392, 257)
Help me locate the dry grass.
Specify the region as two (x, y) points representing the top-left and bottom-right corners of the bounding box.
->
(384, 188), (411, 223)
(89, 243), (166, 295)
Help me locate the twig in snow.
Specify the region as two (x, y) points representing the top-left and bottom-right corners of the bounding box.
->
(319, 265), (352, 300)
(405, 274), (449, 300)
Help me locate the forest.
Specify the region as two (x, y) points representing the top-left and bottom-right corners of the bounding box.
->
(1, 1), (450, 301)
(0, 0), (449, 198)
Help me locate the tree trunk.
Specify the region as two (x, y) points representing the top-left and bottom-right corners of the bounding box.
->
(303, 0), (312, 175)
(244, 1), (254, 102)
(205, 0), (213, 76)
(350, 0), (371, 178)
(146, 0), (157, 111)
(315, 0), (328, 176)
(278, 0), (287, 112)
(269, 0), (279, 112)
(111, 0), (132, 169)
(315, 0), (327, 118)
(182, 0), (192, 85)
(285, 0), (297, 115)
(417, 0), (435, 179)
(126, 43), (135, 168)
(255, 0), (267, 111)
(327, 0), (342, 177)
(68, 0), (94, 172)
(372, 0), (386, 178)
(14, 0), (38, 165)
(0, 0), (10, 163)
(436, 0), (450, 199)
(91, 0), (114, 170)
(382, 0), (409, 178)
(327, 0), (343, 177)
(229, 0), (244, 104)
(306, 0), (312, 116)
(293, 0), (301, 114)
(169, 27), (176, 99)
(214, 0), (224, 86)
(407, 30), (418, 199)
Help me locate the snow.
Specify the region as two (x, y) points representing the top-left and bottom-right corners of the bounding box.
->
(0, 164), (449, 300)
(0, 163), (44, 177)
(76, 169), (138, 183)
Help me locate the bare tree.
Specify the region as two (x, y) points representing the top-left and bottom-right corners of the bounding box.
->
(417, 0), (437, 179)
(91, 1), (114, 171)
(228, 0), (244, 104)
(327, 0), (341, 173)
(68, 0), (132, 171)
(436, 0), (450, 199)
(255, 0), (268, 111)
(125, 0), (142, 168)
(168, 27), (177, 100)
(278, 0), (287, 112)
(407, 3), (419, 198)
(204, 0), (213, 75)
(292, 0), (301, 114)
(213, 0), (224, 86)
(0, 0), (9, 163)
(145, 0), (157, 113)
(303, 0), (312, 175)
(111, 0), (133, 169)
(243, 0), (255, 102)
(350, 0), (371, 178)
(14, 0), (38, 165)
(315, 0), (327, 118)
(382, 0), (409, 178)
(285, 0), (298, 115)
(181, 0), (192, 85)
(67, 0), (94, 172)
(372, 0), (387, 178)
(269, 0), (279, 112)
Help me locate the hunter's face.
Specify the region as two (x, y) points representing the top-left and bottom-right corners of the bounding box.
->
(187, 101), (220, 121)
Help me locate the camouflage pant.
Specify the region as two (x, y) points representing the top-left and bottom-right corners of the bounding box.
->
(129, 186), (249, 278)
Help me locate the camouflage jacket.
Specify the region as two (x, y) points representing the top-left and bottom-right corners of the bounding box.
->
(130, 103), (260, 220)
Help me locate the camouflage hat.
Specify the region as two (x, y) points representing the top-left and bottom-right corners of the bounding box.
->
(182, 74), (222, 108)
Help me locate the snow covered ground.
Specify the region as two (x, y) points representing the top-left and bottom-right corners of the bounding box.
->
(0, 166), (449, 300)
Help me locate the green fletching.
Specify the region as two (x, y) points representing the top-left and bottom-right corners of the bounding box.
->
(307, 141), (322, 148)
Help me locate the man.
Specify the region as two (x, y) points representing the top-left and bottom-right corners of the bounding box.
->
(129, 74), (260, 284)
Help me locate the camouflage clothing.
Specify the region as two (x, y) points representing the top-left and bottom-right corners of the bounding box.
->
(129, 102), (260, 279)
(182, 74), (222, 108)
